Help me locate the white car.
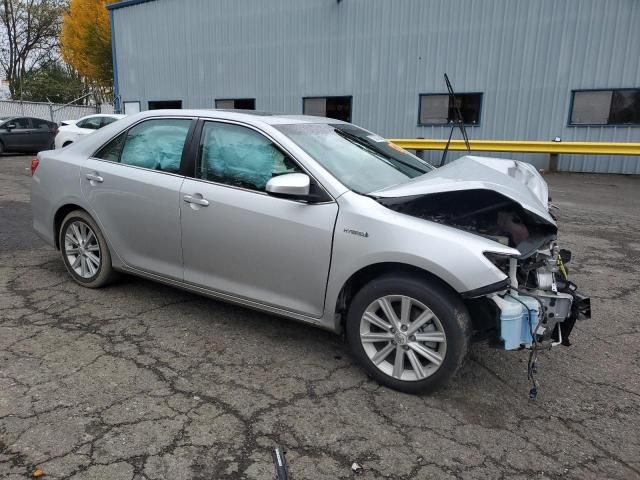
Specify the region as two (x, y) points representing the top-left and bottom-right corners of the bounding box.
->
(54, 114), (125, 149)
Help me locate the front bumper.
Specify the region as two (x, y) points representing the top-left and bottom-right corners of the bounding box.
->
(491, 286), (590, 350)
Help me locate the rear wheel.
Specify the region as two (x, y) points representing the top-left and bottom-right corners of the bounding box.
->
(0, 141), (4, 155)
(346, 274), (471, 394)
(59, 210), (115, 288)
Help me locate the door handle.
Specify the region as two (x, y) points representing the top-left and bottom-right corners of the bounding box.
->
(85, 173), (104, 183)
(183, 194), (209, 206)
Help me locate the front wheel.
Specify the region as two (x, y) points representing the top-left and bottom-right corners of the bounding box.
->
(346, 274), (472, 394)
(59, 210), (115, 288)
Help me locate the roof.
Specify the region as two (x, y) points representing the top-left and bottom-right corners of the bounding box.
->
(107, 0), (157, 11)
(132, 109), (347, 126)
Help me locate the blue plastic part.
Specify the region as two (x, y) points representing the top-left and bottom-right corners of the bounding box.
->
(498, 294), (540, 350)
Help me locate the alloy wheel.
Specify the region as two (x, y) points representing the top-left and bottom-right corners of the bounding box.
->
(64, 220), (101, 279)
(360, 295), (447, 381)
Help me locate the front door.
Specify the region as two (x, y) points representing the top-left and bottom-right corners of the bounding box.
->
(4, 117), (32, 150)
(81, 117), (193, 280)
(180, 120), (338, 317)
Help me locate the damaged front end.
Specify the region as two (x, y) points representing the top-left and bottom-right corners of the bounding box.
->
(374, 157), (591, 351)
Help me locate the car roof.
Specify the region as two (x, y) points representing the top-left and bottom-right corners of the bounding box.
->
(79, 113), (126, 120)
(132, 109), (347, 126)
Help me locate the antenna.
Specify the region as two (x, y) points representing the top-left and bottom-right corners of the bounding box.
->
(440, 73), (471, 166)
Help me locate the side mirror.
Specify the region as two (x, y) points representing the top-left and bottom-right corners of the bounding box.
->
(5, 123), (16, 131)
(266, 173), (311, 199)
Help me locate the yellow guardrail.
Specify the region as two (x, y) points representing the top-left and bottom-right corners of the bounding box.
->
(388, 139), (640, 156)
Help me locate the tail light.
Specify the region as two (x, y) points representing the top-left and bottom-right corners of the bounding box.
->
(53, 126), (59, 136)
(30, 157), (40, 176)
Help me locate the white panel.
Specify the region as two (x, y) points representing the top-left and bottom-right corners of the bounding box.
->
(570, 91), (612, 125)
(420, 95), (449, 124)
(303, 98), (326, 117)
(123, 101), (141, 115)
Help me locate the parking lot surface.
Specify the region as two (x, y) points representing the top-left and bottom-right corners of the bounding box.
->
(1, 154), (639, 479)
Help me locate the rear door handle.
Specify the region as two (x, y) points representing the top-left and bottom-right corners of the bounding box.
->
(183, 194), (209, 206)
(85, 173), (104, 183)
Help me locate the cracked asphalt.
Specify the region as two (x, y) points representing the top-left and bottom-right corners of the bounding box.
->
(1, 154), (639, 479)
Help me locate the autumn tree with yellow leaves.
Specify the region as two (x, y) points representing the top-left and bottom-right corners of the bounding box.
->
(60, 0), (118, 94)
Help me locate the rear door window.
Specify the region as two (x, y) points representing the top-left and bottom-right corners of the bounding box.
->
(77, 117), (103, 130)
(94, 118), (192, 174)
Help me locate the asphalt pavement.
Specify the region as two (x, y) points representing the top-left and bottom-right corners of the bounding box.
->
(1, 154), (639, 479)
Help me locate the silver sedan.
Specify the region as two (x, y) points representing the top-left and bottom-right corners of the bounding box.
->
(31, 110), (589, 393)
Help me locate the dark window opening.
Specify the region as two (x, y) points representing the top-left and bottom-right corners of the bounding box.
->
(215, 98), (255, 110)
(570, 89), (640, 126)
(419, 93), (482, 125)
(303, 96), (352, 122)
(148, 100), (182, 110)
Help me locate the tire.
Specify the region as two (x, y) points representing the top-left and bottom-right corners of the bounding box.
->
(59, 210), (115, 288)
(346, 274), (472, 394)
(0, 141), (4, 155)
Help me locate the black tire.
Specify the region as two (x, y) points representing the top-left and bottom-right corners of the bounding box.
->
(346, 274), (472, 394)
(0, 141), (4, 155)
(59, 210), (115, 288)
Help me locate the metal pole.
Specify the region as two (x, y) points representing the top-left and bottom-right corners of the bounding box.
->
(549, 153), (559, 173)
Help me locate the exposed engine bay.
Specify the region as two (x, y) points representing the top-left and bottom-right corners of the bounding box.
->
(377, 188), (591, 350)
(377, 189), (557, 257)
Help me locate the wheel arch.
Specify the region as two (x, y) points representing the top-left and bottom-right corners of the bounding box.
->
(333, 262), (461, 331)
(53, 203), (87, 249)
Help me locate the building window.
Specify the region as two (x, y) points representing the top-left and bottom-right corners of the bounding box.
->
(303, 96), (352, 122)
(148, 100), (182, 110)
(123, 101), (141, 115)
(569, 89), (640, 126)
(418, 93), (482, 126)
(215, 98), (255, 110)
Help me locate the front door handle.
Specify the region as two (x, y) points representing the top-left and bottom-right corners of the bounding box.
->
(85, 173), (104, 183)
(183, 194), (210, 207)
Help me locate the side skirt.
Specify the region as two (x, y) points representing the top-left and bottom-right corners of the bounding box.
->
(117, 265), (338, 333)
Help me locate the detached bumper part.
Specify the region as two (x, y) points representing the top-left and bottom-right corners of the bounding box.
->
(492, 293), (540, 350)
(491, 287), (590, 350)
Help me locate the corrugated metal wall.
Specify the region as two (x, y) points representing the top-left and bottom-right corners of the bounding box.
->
(112, 0), (640, 173)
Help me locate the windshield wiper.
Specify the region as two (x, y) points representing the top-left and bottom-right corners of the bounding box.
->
(334, 128), (428, 175)
(440, 73), (471, 166)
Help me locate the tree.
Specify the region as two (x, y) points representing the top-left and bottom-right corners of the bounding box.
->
(20, 59), (86, 102)
(60, 0), (117, 95)
(0, 0), (66, 98)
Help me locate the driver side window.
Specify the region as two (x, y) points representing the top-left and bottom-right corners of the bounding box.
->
(197, 121), (301, 191)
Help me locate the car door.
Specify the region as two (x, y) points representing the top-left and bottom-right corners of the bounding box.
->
(29, 118), (54, 150)
(3, 117), (32, 150)
(180, 120), (338, 317)
(81, 117), (194, 280)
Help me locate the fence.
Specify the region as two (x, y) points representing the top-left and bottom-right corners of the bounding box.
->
(0, 100), (114, 124)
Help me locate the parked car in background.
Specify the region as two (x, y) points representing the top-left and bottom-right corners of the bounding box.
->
(0, 116), (57, 154)
(54, 114), (125, 149)
(31, 110), (590, 394)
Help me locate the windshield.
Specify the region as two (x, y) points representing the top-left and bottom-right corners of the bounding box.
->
(275, 123), (433, 193)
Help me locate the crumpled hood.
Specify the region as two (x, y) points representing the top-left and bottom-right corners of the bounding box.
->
(372, 155), (554, 224)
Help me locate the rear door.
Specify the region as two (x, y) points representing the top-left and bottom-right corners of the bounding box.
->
(179, 120), (338, 317)
(30, 118), (55, 150)
(81, 117), (195, 280)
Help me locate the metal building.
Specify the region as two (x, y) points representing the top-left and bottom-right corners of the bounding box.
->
(109, 0), (640, 173)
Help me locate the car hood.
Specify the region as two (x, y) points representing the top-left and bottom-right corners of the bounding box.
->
(372, 155), (554, 224)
